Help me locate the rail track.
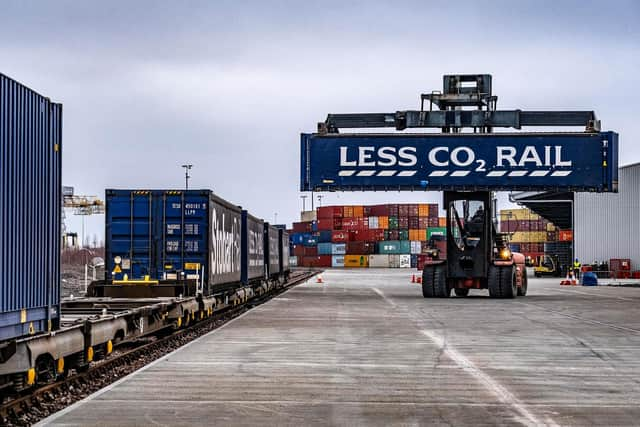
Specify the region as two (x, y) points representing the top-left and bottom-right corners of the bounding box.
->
(0, 270), (318, 426)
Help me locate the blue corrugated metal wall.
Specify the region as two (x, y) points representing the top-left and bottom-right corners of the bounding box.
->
(0, 73), (61, 341)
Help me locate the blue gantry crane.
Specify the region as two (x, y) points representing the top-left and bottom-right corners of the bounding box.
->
(300, 74), (618, 298)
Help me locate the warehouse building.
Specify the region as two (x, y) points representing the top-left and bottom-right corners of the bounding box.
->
(513, 163), (640, 271)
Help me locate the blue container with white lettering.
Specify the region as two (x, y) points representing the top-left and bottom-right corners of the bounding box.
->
(332, 243), (347, 255)
(105, 189), (244, 295)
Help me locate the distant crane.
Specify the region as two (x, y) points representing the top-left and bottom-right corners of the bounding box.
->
(62, 186), (105, 248)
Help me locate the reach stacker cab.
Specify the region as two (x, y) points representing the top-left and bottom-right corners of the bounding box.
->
(421, 191), (527, 298)
(300, 73), (619, 299)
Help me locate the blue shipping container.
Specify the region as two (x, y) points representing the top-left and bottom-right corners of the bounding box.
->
(290, 233), (306, 245)
(318, 230), (333, 243)
(1, 73), (62, 341)
(332, 243), (347, 255)
(105, 189), (242, 294)
(303, 235), (318, 247)
(317, 242), (333, 255)
(300, 132), (619, 192)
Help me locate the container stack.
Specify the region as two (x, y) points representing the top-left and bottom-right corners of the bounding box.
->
(499, 208), (567, 265)
(289, 204), (444, 269)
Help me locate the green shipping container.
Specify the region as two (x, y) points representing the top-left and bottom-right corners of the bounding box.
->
(388, 216), (399, 230)
(398, 229), (409, 241)
(427, 227), (446, 240)
(378, 240), (411, 254)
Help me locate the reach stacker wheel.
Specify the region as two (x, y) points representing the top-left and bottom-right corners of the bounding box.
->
(422, 265), (449, 298)
(517, 271), (528, 296)
(488, 265), (517, 299)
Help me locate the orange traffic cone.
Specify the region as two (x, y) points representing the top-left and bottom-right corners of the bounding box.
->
(411, 274), (416, 283)
(316, 275), (323, 284)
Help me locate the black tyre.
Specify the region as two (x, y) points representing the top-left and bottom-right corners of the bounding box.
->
(500, 265), (517, 299)
(517, 270), (528, 296)
(454, 288), (469, 297)
(422, 266), (435, 298)
(488, 265), (501, 298)
(433, 266), (450, 298)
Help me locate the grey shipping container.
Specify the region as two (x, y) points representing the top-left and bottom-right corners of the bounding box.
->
(264, 224), (280, 278)
(279, 229), (290, 274)
(241, 210), (265, 284)
(1, 73), (62, 341)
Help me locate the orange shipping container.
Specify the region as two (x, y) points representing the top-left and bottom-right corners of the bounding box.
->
(438, 217), (446, 227)
(343, 206), (354, 218)
(344, 254), (369, 268)
(353, 205), (364, 217)
(378, 216), (389, 229)
(418, 204), (430, 217)
(558, 230), (573, 241)
(409, 229), (427, 241)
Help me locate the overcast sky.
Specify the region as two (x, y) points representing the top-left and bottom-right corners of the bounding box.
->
(2, 0), (638, 242)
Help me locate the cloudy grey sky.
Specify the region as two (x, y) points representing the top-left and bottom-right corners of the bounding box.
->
(2, 0), (638, 241)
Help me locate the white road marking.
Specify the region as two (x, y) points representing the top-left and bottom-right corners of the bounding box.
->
(377, 170), (396, 176)
(372, 287), (558, 427)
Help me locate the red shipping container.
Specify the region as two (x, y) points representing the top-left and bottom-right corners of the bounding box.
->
(428, 204), (439, 217)
(346, 241), (376, 254)
(398, 204), (409, 217)
(293, 245), (305, 257)
(418, 217), (429, 229)
(398, 217), (409, 229)
(363, 206), (372, 217)
(350, 230), (366, 241)
(408, 204), (419, 217)
(369, 229), (385, 241)
(341, 218), (359, 231)
(317, 206), (343, 219)
(333, 218), (342, 230)
(370, 204), (389, 216)
(610, 258), (631, 278)
(408, 216), (420, 229)
(303, 246), (318, 256)
(428, 217), (439, 227)
(387, 230), (400, 240)
(331, 230), (350, 243)
(388, 204), (399, 216)
(292, 221), (313, 233)
(302, 255), (332, 267)
(317, 219), (334, 231)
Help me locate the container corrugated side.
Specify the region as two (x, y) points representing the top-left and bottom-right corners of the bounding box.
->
(264, 224), (280, 277)
(1, 73), (62, 341)
(279, 229), (290, 273)
(241, 210), (265, 284)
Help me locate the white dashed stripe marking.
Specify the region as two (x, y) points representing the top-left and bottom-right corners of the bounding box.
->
(338, 170), (355, 177)
(377, 170), (396, 177)
(356, 170), (376, 177)
(429, 170), (449, 177)
(450, 170), (470, 177)
(529, 170), (550, 177)
(551, 170), (572, 177)
(508, 171), (528, 177)
(397, 170), (417, 177)
(487, 171), (507, 177)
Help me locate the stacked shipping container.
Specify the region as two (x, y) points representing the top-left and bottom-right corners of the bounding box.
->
(289, 204), (444, 269)
(499, 208), (569, 266)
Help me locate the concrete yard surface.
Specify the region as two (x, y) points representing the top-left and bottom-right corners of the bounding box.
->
(42, 269), (640, 426)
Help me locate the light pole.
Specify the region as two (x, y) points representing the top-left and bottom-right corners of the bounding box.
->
(181, 164), (193, 190)
(79, 248), (93, 295)
(274, 212), (278, 224)
(300, 194), (308, 212)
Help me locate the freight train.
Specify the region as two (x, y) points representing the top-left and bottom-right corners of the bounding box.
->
(0, 73), (293, 397)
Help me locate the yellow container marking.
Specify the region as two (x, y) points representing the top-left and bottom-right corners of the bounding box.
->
(87, 346), (94, 362)
(107, 340), (113, 355)
(27, 368), (36, 385)
(57, 357), (65, 374)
